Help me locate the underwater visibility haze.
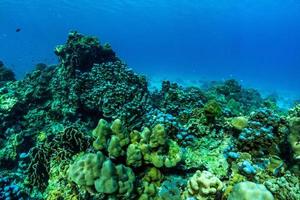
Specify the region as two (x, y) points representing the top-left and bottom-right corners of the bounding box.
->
(0, 0), (300, 200)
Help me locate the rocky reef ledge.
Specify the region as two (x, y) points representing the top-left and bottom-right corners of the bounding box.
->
(0, 31), (299, 200)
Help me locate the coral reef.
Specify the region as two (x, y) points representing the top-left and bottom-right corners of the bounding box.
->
(0, 31), (299, 200)
(54, 31), (117, 72)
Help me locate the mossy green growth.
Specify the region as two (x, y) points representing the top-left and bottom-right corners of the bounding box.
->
(0, 93), (18, 112)
(149, 124), (166, 148)
(92, 119), (182, 169)
(203, 100), (222, 120)
(288, 117), (300, 160)
(126, 143), (143, 167)
(184, 136), (230, 177)
(230, 116), (248, 131)
(68, 152), (105, 186)
(92, 118), (129, 158)
(68, 152), (135, 197)
(138, 124), (182, 168)
(226, 98), (242, 116)
(93, 119), (110, 150)
(115, 164), (135, 196)
(94, 159), (118, 194)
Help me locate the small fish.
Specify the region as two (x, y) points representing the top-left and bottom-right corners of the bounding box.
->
(16, 28), (21, 32)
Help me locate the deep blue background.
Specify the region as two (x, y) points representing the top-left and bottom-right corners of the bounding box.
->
(0, 0), (299, 98)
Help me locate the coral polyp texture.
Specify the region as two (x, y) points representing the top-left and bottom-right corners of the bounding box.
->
(228, 181), (274, 200)
(0, 31), (299, 200)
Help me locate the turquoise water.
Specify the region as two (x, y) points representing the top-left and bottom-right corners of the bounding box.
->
(1, 0), (300, 100)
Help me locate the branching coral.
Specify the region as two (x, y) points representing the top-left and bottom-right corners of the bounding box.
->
(26, 144), (51, 189)
(26, 127), (91, 190)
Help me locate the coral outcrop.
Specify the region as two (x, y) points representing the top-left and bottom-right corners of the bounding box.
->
(55, 31), (117, 72)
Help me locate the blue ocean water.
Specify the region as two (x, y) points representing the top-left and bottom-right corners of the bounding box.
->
(1, 0), (300, 103)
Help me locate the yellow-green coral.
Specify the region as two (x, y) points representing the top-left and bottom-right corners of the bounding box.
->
(288, 117), (300, 160)
(92, 119), (182, 169)
(203, 100), (222, 119)
(94, 159), (118, 194)
(184, 136), (231, 177)
(92, 119), (129, 158)
(126, 143), (143, 167)
(68, 152), (104, 186)
(223, 173), (246, 198)
(45, 157), (81, 200)
(136, 124), (182, 168)
(92, 119), (111, 150)
(68, 152), (135, 197)
(184, 170), (223, 200)
(230, 116), (248, 131)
